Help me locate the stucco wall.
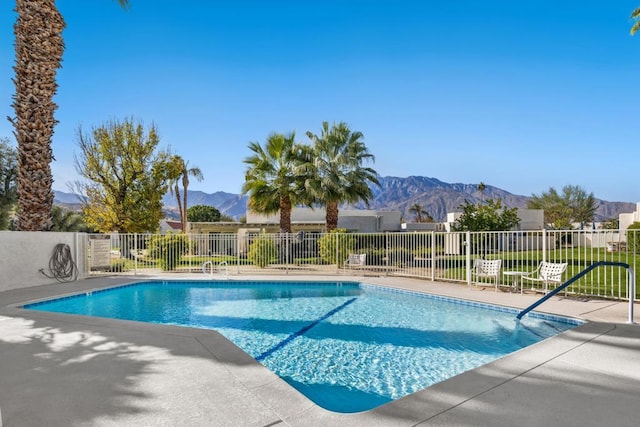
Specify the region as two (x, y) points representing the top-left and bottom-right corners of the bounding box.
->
(0, 232), (88, 292)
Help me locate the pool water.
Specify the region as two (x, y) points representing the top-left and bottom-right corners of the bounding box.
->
(24, 280), (581, 413)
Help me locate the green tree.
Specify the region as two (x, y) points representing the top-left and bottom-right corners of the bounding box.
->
(167, 155), (203, 233)
(73, 118), (170, 233)
(11, 0), (130, 231)
(187, 205), (222, 222)
(317, 228), (355, 266)
(631, 7), (640, 35)
(600, 218), (619, 230)
(242, 132), (304, 233)
(147, 232), (189, 271)
(304, 122), (380, 232)
(0, 138), (18, 230)
(452, 199), (520, 231)
(527, 185), (597, 229)
(219, 213), (235, 222)
(247, 233), (277, 268)
(50, 205), (93, 232)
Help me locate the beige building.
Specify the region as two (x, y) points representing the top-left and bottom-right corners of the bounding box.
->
(189, 207), (404, 235)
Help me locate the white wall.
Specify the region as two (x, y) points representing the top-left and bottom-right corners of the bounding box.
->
(619, 202), (640, 230)
(246, 207), (326, 223)
(246, 207), (403, 232)
(516, 208), (544, 230)
(0, 232), (88, 292)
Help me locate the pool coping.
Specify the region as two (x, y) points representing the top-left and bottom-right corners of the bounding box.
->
(1, 274), (639, 426)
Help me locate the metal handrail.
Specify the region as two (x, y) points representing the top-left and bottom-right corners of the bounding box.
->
(202, 260), (229, 280)
(218, 261), (229, 280)
(516, 261), (635, 324)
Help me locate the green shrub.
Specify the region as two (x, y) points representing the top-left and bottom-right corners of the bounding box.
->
(109, 259), (126, 272)
(412, 245), (432, 258)
(388, 247), (413, 266)
(247, 233), (277, 268)
(318, 229), (355, 266)
(363, 247), (385, 265)
(147, 232), (189, 271)
(627, 222), (640, 253)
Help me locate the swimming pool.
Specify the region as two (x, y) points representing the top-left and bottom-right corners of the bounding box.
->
(24, 280), (582, 413)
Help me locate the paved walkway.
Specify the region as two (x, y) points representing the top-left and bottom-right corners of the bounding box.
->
(0, 274), (639, 426)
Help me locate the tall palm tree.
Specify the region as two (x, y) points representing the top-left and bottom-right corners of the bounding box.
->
(11, 0), (129, 231)
(168, 155), (204, 233)
(631, 7), (640, 35)
(304, 122), (379, 232)
(409, 203), (428, 223)
(477, 182), (487, 204)
(242, 132), (303, 233)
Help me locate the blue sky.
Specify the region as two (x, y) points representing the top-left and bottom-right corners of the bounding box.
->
(2, 1), (640, 202)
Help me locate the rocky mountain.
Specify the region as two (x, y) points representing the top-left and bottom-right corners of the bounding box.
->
(53, 190), (249, 220)
(358, 176), (634, 222)
(160, 191), (248, 219)
(361, 176), (530, 221)
(54, 176), (636, 223)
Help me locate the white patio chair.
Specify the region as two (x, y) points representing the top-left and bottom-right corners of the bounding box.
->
(471, 259), (502, 291)
(344, 253), (366, 270)
(521, 261), (568, 294)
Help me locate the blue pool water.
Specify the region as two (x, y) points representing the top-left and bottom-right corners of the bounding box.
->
(24, 280), (582, 413)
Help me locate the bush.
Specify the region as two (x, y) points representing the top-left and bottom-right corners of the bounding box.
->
(318, 229), (355, 266)
(247, 233), (277, 268)
(109, 259), (126, 272)
(388, 247), (413, 266)
(627, 222), (640, 253)
(147, 232), (189, 271)
(362, 247), (385, 265)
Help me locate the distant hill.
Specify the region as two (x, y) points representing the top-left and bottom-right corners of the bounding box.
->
(161, 191), (248, 219)
(356, 176), (634, 222)
(54, 176), (636, 223)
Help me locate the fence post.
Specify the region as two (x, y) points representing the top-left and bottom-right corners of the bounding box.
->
(236, 233), (241, 274)
(466, 231), (471, 286)
(335, 232), (340, 274)
(630, 265), (636, 322)
(385, 232), (390, 272)
(542, 229), (547, 264)
(133, 233), (138, 275)
(431, 231), (435, 281)
(286, 233), (290, 274)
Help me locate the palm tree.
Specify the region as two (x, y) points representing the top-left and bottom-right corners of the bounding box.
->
(242, 132), (303, 233)
(477, 182), (487, 204)
(168, 155), (204, 233)
(632, 7), (640, 35)
(409, 203), (430, 223)
(304, 122), (379, 232)
(50, 205), (92, 232)
(11, 0), (130, 231)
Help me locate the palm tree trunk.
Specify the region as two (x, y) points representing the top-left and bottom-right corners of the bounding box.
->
(182, 174), (189, 233)
(174, 183), (183, 232)
(326, 201), (339, 232)
(280, 194), (292, 233)
(12, 0), (65, 231)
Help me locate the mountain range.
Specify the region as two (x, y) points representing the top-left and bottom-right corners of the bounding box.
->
(54, 176), (636, 223)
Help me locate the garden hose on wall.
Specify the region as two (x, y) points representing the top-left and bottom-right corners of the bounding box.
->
(40, 243), (79, 283)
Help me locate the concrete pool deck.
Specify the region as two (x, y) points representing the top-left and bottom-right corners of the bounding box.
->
(0, 274), (639, 426)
